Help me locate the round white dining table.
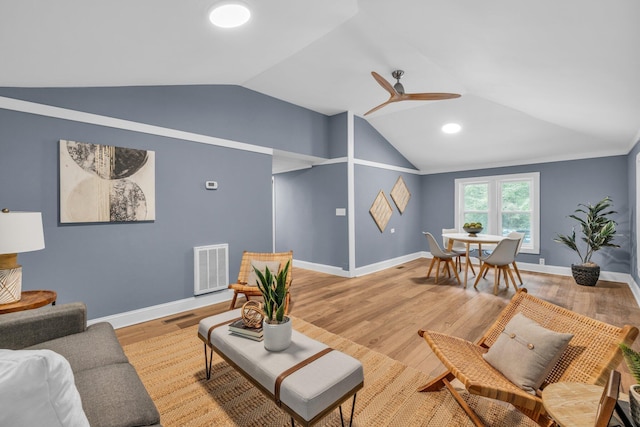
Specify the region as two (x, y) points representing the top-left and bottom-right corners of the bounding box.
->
(441, 233), (506, 287)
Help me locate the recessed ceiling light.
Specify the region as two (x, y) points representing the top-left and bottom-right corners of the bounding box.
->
(209, 3), (251, 28)
(442, 123), (462, 134)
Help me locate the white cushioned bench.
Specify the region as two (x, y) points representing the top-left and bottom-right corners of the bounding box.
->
(198, 309), (364, 426)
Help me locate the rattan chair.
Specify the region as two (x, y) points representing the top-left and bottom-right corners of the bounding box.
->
(228, 250), (293, 311)
(418, 289), (638, 427)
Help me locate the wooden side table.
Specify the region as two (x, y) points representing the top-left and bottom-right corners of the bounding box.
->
(542, 382), (629, 427)
(0, 290), (57, 314)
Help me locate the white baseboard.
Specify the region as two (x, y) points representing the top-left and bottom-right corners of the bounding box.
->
(89, 289), (235, 329)
(292, 259), (350, 277)
(353, 252), (426, 277)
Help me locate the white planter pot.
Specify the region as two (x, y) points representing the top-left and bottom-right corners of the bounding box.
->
(263, 317), (292, 352)
(630, 384), (640, 427)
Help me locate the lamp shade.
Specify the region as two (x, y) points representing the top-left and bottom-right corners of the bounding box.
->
(0, 211), (45, 254)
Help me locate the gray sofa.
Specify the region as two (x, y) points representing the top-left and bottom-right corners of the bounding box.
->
(0, 302), (161, 427)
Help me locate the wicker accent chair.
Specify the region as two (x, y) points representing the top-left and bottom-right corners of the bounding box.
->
(228, 250), (293, 311)
(418, 288), (638, 427)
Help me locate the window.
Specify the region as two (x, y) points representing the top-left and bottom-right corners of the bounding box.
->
(455, 172), (540, 254)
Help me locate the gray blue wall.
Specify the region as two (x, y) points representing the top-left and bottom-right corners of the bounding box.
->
(274, 163), (349, 269)
(0, 85), (330, 318)
(355, 166), (422, 267)
(421, 156), (630, 273)
(627, 139), (640, 283)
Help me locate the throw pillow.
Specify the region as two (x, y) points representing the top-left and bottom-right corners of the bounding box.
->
(483, 312), (574, 394)
(0, 349), (90, 427)
(247, 260), (281, 287)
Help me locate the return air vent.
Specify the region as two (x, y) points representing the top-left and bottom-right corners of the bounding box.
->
(194, 244), (229, 296)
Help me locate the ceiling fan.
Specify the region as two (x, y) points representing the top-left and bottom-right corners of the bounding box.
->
(364, 70), (461, 116)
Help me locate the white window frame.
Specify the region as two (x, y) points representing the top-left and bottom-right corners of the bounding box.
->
(455, 172), (540, 254)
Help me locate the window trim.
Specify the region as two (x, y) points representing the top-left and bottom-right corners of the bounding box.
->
(455, 172), (540, 254)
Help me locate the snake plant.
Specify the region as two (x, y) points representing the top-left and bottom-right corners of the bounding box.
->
(254, 260), (290, 323)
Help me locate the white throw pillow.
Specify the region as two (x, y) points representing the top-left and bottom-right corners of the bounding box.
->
(0, 349), (90, 427)
(246, 260), (281, 287)
(483, 312), (574, 394)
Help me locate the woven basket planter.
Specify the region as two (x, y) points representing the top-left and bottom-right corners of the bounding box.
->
(571, 264), (600, 287)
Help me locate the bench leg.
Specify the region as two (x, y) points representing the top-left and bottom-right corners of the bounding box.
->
(338, 392), (357, 427)
(204, 343), (214, 380)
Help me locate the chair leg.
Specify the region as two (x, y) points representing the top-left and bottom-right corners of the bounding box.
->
(512, 261), (523, 285)
(473, 264), (488, 289)
(442, 378), (485, 427)
(417, 371), (455, 392)
(448, 259), (461, 285)
(506, 267), (518, 292)
(468, 259), (476, 275)
(493, 266), (500, 295)
(435, 259), (441, 283)
(229, 291), (239, 310)
(426, 257), (436, 278)
(284, 292), (291, 314)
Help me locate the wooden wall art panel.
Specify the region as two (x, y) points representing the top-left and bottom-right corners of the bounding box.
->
(369, 190), (393, 232)
(390, 175), (411, 214)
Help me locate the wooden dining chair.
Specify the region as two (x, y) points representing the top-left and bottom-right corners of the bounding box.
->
(423, 232), (461, 285)
(473, 237), (520, 294)
(442, 228), (475, 274)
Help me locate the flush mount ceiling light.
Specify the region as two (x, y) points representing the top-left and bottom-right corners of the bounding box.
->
(209, 3), (251, 28)
(442, 123), (462, 134)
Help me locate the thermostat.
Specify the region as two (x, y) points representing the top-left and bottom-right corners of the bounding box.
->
(205, 181), (218, 190)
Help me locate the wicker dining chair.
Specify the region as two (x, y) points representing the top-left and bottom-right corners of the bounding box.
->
(228, 250), (293, 311)
(418, 288), (638, 427)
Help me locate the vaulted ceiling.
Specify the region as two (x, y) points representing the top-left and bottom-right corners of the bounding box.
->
(2, 0), (639, 173)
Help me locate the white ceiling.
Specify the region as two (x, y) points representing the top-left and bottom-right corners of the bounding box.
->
(2, 0), (640, 173)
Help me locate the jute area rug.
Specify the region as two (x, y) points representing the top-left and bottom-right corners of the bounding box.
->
(123, 316), (538, 427)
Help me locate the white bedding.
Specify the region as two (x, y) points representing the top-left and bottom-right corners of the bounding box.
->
(0, 349), (90, 427)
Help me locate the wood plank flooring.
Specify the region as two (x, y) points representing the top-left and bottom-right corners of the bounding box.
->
(116, 258), (640, 391)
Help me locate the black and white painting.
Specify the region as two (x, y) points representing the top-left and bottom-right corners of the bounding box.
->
(60, 140), (155, 223)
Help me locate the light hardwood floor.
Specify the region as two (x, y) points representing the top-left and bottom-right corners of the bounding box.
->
(116, 258), (640, 391)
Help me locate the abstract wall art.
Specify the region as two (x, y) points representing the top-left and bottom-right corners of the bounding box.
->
(390, 175), (411, 214)
(59, 140), (155, 223)
(369, 190), (393, 232)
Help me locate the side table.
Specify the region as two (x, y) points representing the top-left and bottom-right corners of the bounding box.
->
(542, 381), (629, 427)
(0, 290), (57, 314)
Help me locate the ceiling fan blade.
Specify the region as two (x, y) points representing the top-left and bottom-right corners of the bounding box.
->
(371, 71), (397, 97)
(364, 99), (395, 116)
(403, 93), (461, 101)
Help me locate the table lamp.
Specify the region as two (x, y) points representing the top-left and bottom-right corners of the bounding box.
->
(0, 209), (45, 304)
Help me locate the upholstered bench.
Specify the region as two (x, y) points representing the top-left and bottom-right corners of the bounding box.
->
(198, 309), (364, 426)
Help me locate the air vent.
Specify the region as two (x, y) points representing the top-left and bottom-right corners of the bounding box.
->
(194, 244), (229, 296)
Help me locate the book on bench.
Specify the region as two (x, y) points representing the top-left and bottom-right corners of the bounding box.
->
(229, 319), (263, 340)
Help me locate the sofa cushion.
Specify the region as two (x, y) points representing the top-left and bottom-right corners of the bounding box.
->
(74, 363), (160, 427)
(27, 322), (128, 373)
(0, 349), (90, 427)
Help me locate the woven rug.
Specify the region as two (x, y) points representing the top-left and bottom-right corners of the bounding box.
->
(123, 316), (538, 426)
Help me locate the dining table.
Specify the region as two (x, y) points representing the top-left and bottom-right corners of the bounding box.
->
(442, 232), (506, 288)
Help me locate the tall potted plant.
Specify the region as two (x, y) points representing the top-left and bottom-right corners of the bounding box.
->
(553, 196), (619, 286)
(254, 260), (291, 351)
